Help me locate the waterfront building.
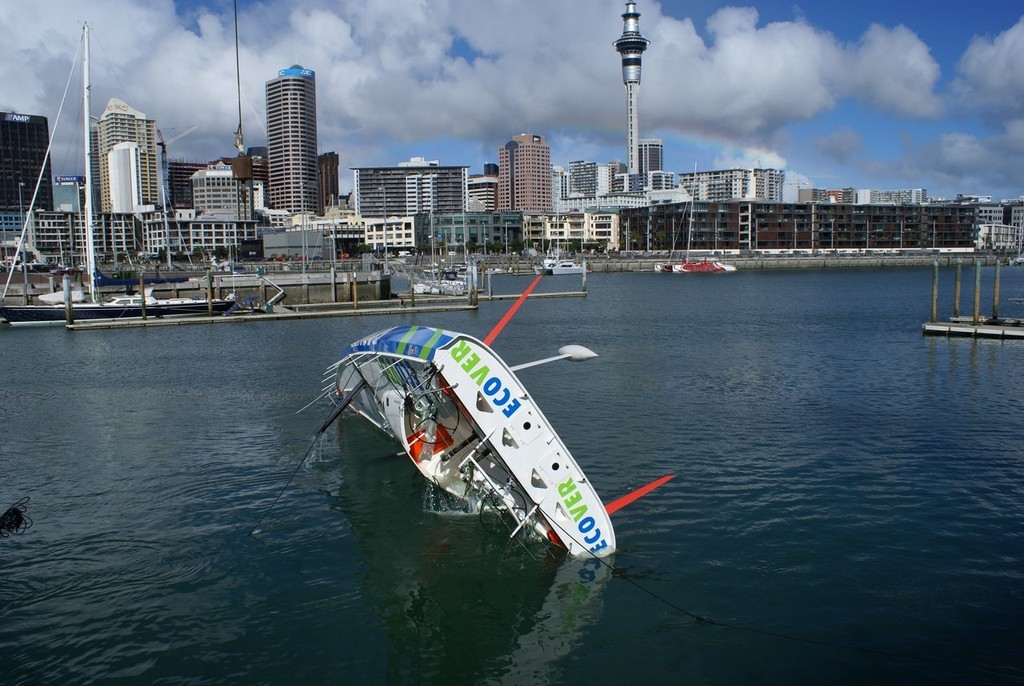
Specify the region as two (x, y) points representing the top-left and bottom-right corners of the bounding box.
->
(353, 157), (468, 218)
(266, 65), (318, 214)
(1, 111), (53, 220)
(620, 200), (977, 254)
(613, 2), (650, 176)
(977, 223), (1021, 253)
(497, 133), (552, 212)
(364, 214), (416, 253)
(520, 210), (623, 252)
(93, 98), (159, 214)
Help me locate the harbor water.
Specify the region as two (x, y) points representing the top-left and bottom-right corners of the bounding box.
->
(2, 266), (1023, 684)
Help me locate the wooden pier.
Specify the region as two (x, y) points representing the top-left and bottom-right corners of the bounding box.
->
(61, 287), (586, 331)
(923, 318), (1024, 339)
(922, 259), (1024, 339)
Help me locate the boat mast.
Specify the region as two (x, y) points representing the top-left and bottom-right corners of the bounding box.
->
(83, 23), (99, 303)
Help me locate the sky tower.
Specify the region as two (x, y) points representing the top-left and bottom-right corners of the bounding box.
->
(613, 2), (650, 176)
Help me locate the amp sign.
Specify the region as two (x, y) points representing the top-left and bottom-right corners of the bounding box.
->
(4, 113), (31, 123)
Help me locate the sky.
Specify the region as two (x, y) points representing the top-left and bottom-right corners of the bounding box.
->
(4, 0), (1024, 202)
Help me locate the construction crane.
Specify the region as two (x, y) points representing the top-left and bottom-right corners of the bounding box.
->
(156, 126), (199, 267)
(157, 126), (200, 206)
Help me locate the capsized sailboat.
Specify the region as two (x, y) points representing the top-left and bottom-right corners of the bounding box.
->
(325, 325), (616, 557)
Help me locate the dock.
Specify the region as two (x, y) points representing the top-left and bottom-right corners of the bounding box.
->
(922, 318), (1024, 339)
(64, 301), (476, 330)
(921, 258), (1024, 339)
(60, 287), (586, 331)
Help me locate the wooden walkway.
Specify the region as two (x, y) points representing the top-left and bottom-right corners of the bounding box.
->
(65, 302), (476, 331)
(922, 317), (1024, 339)
(62, 289), (585, 331)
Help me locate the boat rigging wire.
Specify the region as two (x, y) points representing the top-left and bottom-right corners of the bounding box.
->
(0, 497), (32, 537)
(248, 381), (366, 537)
(2, 35), (80, 301)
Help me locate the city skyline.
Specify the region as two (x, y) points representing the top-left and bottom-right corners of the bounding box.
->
(3, 1), (1024, 202)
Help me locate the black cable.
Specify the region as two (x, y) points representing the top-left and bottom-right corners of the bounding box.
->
(248, 433), (321, 537)
(0, 497), (32, 537)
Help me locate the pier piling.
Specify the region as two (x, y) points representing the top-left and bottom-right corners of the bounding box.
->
(953, 258), (961, 319)
(931, 261), (938, 323)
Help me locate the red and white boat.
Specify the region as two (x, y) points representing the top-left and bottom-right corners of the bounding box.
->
(659, 203), (738, 274)
(672, 258), (737, 273)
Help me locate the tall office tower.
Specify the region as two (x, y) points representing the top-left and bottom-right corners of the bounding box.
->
(244, 147), (271, 197)
(613, 2), (650, 176)
(1, 111), (54, 215)
(468, 172), (498, 212)
(191, 163), (251, 219)
(497, 133), (552, 212)
(318, 151), (339, 213)
(266, 65), (318, 214)
(94, 98), (159, 213)
(167, 160), (207, 208)
(107, 141), (142, 213)
(638, 138), (663, 176)
(567, 161), (612, 197)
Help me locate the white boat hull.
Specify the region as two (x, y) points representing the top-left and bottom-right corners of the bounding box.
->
(330, 325), (615, 557)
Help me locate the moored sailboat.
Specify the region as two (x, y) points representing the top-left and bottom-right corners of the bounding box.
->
(661, 202), (738, 274)
(0, 24), (233, 327)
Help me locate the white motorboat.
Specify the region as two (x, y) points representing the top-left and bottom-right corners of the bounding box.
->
(533, 255), (585, 275)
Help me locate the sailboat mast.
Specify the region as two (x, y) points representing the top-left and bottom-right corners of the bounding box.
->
(83, 23), (98, 303)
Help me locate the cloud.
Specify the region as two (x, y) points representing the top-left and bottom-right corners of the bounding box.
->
(845, 24), (942, 118)
(3, 0), (1017, 200)
(954, 16), (1024, 116)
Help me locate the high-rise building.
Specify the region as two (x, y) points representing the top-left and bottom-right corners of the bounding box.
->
(167, 160), (207, 209)
(318, 151), (339, 213)
(468, 165), (498, 212)
(93, 98), (159, 213)
(638, 138), (662, 176)
(191, 163), (252, 219)
(107, 141), (141, 213)
(613, 2), (650, 176)
(353, 157), (468, 218)
(678, 168), (784, 201)
(497, 133), (552, 212)
(266, 65), (318, 214)
(567, 161), (613, 197)
(1, 111), (53, 215)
